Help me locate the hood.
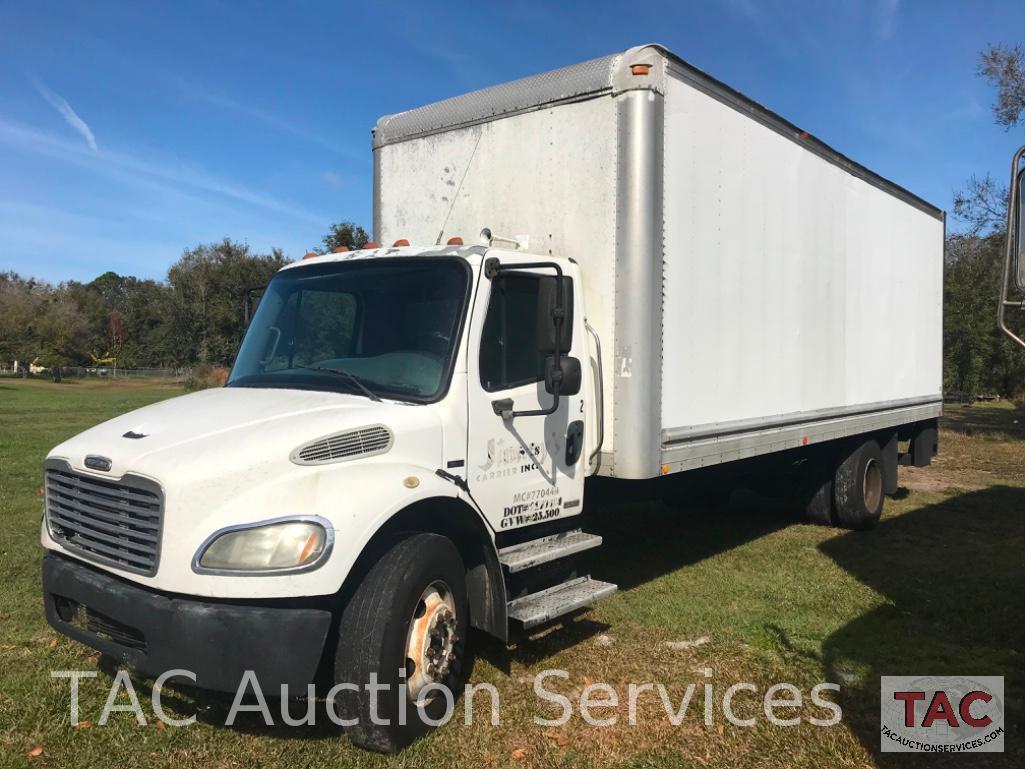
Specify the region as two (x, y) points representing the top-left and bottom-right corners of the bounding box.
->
(47, 386), (437, 482)
(42, 384), (453, 597)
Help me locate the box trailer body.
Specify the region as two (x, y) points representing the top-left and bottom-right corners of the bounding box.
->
(40, 45), (943, 752)
(374, 44), (944, 480)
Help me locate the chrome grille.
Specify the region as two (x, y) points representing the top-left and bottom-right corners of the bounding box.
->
(291, 425), (393, 465)
(44, 463), (163, 576)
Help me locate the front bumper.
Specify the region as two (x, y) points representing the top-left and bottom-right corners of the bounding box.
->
(42, 552), (333, 693)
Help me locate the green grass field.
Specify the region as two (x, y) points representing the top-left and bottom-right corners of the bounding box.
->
(1, 379), (1022, 768)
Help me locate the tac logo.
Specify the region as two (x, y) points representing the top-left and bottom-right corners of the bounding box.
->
(880, 676), (1004, 753)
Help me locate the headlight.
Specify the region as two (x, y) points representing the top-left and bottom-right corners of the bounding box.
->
(193, 517), (332, 574)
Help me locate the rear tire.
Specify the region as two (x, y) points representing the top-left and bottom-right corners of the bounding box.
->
(334, 533), (469, 753)
(794, 451), (836, 526)
(803, 472), (834, 526)
(833, 440), (884, 530)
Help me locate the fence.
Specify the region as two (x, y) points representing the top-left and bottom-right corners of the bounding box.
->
(943, 392), (1003, 404)
(0, 366), (192, 381)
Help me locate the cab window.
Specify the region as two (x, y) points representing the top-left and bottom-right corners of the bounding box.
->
(479, 275), (545, 391)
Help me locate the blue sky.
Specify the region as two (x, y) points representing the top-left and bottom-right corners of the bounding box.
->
(1, 0), (1023, 283)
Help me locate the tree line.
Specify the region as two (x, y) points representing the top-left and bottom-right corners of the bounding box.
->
(2, 44), (1024, 398)
(945, 42), (1025, 399)
(0, 222), (368, 372)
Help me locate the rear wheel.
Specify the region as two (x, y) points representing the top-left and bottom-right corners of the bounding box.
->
(833, 440), (884, 530)
(334, 533), (469, 753)
(802, 466), (835, 526)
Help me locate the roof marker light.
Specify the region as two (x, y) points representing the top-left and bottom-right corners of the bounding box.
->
(631, 63), (651, 76)
(362, 242), (378, 249)
(332, 245), (349, 253)
(393, 238), (410, 247)
(303, 252), (318, 260)
(447, 236), (464, 245)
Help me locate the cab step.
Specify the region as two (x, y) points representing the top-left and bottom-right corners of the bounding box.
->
(507, 576), (618, 629)
(497, 530), (602, 573)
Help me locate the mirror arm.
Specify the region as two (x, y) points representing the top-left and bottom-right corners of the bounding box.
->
(243, 284), (267, 326)
(998, 146), (1025, 350)
(495, 392), (560, 421)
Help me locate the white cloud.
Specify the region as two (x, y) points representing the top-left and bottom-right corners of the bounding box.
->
(0, 197), (313, 282)
(167, 74), (363, 161)
(875, 0), (899, 41)
(0, 115), (326, 225)
(29, 76), (98, 154)
(320, 170), (345, 189)
(717, 0), (797, 59)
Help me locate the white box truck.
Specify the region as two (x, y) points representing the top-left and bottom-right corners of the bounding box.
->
(41, 44), (942, 751)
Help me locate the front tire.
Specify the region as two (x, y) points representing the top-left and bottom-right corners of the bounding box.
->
(334, 533), (469, 753)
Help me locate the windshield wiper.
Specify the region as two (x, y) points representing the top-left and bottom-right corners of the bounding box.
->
(295, 365), (382, 402)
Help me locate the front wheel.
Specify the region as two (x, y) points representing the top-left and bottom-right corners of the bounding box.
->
(334, 532), (469, 753)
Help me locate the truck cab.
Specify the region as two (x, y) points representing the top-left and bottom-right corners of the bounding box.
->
(41, 243), (612, 752)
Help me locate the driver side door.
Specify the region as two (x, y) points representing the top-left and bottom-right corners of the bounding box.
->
(465, 259), (588, 533)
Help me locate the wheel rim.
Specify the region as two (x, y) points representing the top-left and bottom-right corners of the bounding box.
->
(404, 580), (458, 702)
(862, 457), (883, 513)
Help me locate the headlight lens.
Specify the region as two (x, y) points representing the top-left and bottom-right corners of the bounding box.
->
(196, 519), (330, 573)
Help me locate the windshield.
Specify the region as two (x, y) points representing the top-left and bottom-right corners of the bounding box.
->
(228, 258), (469, 401)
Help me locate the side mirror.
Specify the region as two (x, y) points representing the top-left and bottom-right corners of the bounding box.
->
(243, 285), (266, 327)
(536, 276), (573, 352)
(545, 355), (581, 396)
(1016, 168), (1025, 290)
